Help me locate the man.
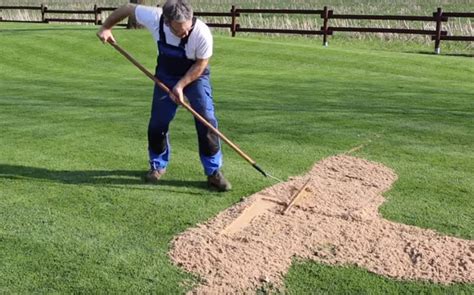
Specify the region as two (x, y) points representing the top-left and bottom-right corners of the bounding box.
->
(97, 0), (231, 191)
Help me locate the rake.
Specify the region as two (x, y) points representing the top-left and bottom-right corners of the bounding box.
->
(107, 41), (283, 182)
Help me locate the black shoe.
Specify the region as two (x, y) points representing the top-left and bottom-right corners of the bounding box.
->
(207, 170), (232, 192)
(144, 169), (166, 184)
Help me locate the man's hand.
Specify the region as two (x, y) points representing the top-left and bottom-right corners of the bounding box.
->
(96, 4), (136, 44)
(97, 27), (116, 44)
(171, 84), (185, 105)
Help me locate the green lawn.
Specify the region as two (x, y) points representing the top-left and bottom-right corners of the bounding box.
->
(0, 23), (473, 293)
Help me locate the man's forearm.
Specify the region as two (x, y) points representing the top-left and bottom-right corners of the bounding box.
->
(101, 4), (136, 29)
(178, 59), (209, 88)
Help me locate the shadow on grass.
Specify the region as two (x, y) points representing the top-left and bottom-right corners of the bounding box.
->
(0, 26), (130, 34)
(0, 164), (208, 190)
(0, 27), (98, 34)
(412, 50), (474, 58)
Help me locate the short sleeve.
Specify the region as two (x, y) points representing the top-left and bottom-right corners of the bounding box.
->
(196, 25), (213, 59)
(135, 5), (161, 32)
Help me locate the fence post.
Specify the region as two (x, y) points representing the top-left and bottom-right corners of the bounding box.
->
(40, 4), (46, 23)
(93, 4), (100, 25)
(230, 5), (237, 37)
(322, 6), (329, 46)
(434, 7), (443, 54)
(127, 0), (144, 29)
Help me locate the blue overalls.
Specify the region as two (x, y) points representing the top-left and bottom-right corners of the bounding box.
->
(148, 16), (222, 176)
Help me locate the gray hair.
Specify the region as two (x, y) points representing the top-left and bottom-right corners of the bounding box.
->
(162, 0), (193, 22)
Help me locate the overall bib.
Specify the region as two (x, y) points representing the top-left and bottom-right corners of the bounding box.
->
(148, 17), (222, 176)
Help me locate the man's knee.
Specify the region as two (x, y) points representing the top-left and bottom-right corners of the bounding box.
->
(148, 123), (168, 154)
(200, 135), (220, 156)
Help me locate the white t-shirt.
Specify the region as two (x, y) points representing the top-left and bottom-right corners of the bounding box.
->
(135, 5), (213, 60)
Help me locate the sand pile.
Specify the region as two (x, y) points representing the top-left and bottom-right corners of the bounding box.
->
(169, 155), (474, 294)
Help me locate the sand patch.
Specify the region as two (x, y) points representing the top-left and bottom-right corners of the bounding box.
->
(169, 155), (474, 294)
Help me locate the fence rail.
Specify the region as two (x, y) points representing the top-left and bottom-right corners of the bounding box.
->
(0, 5), (472, 54)
(236, 9), (323, 14)
(0, 6), (42, 10)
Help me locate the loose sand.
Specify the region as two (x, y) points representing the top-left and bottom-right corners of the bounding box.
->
(169, 155), (474, 294)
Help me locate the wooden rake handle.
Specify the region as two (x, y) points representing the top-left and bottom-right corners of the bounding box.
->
(282, 178), (312, 215)
(108, 42), (269, 177)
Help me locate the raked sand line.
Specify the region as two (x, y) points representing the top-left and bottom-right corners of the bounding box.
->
(169, 155), (474, 294)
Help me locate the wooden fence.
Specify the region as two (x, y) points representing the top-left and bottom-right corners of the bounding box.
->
(0, 5), (472, 54)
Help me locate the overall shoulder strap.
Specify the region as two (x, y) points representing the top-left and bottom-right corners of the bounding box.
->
(159, 15), (167, 44)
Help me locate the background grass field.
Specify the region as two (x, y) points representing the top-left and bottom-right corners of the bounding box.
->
(1, 22), (473, 293)
(1, 0), (473, 45)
